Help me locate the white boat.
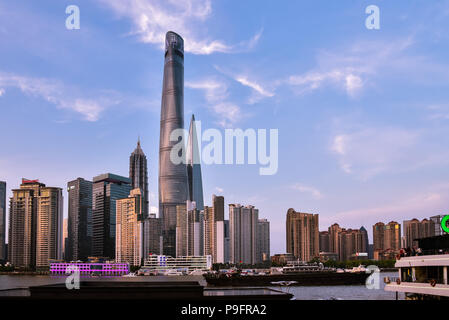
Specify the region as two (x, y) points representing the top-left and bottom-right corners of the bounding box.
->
(122, 272), (137, 277)
(164, 270), (183, 276)
(385, 253), (449, 299)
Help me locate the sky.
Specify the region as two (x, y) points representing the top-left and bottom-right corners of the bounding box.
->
(1, 0), (449, 254)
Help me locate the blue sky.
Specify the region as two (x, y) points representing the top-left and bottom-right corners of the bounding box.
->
(1, 0), (449, 254)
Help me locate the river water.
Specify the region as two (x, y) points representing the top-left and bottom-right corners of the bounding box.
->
(0, 272), (403, 300)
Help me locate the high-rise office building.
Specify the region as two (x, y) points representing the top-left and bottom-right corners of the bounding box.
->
(143, 214), (162, 258)
(116, 188), (143, 266)
(159, 31), (188, 257)
(187, 115), (204, 211)
(286, 209), (319, 262)
(67, 178), (92, 261)
(36, 186), (63, 267)
(129, 139), (149, 217)
(257, 219), (270, 263)
(0, 181), (6, 261)
(92, 173), (131, 259)
(229, 204), (259, 265)
(9, 179), (63, 268)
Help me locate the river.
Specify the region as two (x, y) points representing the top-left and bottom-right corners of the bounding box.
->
(0, 272), (403, 300)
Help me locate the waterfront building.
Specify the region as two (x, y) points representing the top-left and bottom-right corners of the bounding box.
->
(404, 218), (435, 248)
(177, 201), (203, 257)
(320, 225), (368, 261)
(50, 261), (129, 275)
(143, 213), (162, 258)
(9, 179), (63, 268)
(203, 195), (225, 263)
(0, 181), (6, 261)
(229, 204), (259, 265)
(63, 218), (68, 260)
(35, 186), (63, 268)
(257, 219), (270, 263)
(176, 203), (188, 257)
(129, 139), (149, 217)
(116, 188), (143, 266)
(92, 173), (131, 259)
(373, 221), (401, 260)
(224, 220), (230, 264)
(142, 255), (212, 273)
(430, 215), (448, 236)
(319, 231), (330, 253)
(158, 31), (188, 257)
(67, 178), (92, 262)
(286, 209), (319, 262)
(187, 115), (204, 211)
(271, 253), (295, 265)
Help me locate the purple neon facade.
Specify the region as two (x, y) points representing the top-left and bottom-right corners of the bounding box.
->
(50, 262), (129, 275)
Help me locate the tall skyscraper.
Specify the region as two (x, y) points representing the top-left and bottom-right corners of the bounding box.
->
(9, 179), (63, 268)
(286, 209), (319, 262)
(36, 186), (63, 267)
(187, 115), (204, 211)
(129, 139), (149, 217)
(159, 31), (188, 257)
(92, 173), (131, 259)
(257, 219), (270, 263)
(0, 181), (6, 261)
(116, 188), (143, 266)
(229, 204), (259, 265)
(67, 178), (92, 261)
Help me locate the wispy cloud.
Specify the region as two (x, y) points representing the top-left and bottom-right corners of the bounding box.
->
(0, 72), (118, 121)
(291, 183), (323, 199)
(186, 78), (245, 127)
(97, 0), (262, 55)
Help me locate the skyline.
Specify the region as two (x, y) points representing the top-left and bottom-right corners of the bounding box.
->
(1, 1), (449, 254)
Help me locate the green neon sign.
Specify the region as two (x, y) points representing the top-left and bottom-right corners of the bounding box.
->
(441, 215), (449, 233)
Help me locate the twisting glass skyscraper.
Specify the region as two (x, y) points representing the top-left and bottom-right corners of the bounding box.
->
(159, 31), (188, 257)
(129, 139), (149, 217)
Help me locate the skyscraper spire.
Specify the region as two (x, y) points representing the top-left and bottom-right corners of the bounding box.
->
(187, 114), (204, 211)
(158, 31), (188, 257)
(130, 139), (149, 217)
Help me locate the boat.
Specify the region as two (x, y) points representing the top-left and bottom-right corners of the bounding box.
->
(164, 270), (183, 276)
(384, 234), (449, 300)
(122, 272), (137, 277)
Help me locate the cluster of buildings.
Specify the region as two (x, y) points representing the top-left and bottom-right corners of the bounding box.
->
(0, 32), (270, 270)
(283, 208), (447, 263)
